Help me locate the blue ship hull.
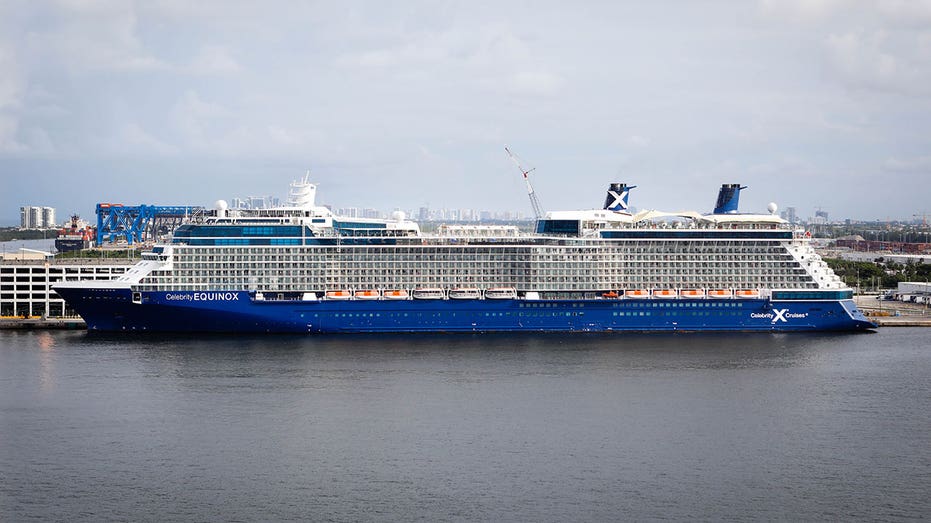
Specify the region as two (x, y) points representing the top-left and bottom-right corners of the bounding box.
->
(55, 288), (876, 333)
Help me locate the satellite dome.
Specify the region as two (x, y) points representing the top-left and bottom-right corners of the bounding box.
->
(391, 210), (406, 222)
(215, 199), (229, 211)
(767, 202), (778, 215)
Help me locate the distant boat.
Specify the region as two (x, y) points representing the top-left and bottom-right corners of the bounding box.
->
(55, 214), (94, 253)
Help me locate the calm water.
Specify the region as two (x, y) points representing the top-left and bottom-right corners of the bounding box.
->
(1, 329), (929, 522)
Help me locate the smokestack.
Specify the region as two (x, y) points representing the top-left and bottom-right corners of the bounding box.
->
(604, 183), (637, 212)
(713, 184), (747, 214)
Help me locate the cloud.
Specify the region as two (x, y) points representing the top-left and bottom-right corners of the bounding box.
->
(3, 1), (931, 220)
(336, 24), (566, 97)
(24, 1), (168, 72)
(756, 0), (931, 96)
(348, 42), (451, 69)
(0, 117), (26, 154)
(170, 90), (231, 150)
(336, 27), (473, 69)
(875, 0), (931, 24)
(0, 43), (26, 153)
(625, 135), (651, 148)
(188, 45), (242, 74)
(758, 0), (849, 21)
(120, 122), (177, 155)
(826, 31), (898, 89)
(824, 29), (931, 95)
(504, 71), (565, 97)
(884, 155), (931, 172)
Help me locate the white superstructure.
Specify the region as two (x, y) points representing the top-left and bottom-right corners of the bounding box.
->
(103, 179), (846, 301)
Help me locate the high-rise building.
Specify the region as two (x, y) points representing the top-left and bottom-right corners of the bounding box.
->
(42, 207), (56, 228)
(780, 206), (798, 224)
(29, 207), (42, 228)
(20, 206), (56, 228)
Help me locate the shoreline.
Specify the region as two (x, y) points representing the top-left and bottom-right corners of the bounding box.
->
(0, 318), (86, 330)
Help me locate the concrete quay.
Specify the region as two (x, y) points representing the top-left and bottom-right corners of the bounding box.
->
(0, 317), (86, 329)
(855, 295), (931, 327)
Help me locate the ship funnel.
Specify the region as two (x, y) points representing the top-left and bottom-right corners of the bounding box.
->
(604, 183), (637, 212)
(713, 184), (747, 214)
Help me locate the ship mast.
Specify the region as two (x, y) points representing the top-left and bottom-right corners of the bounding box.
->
(505, 146), (544, 220)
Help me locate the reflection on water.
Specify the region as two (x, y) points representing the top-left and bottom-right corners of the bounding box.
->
(36, 331), (56, 393)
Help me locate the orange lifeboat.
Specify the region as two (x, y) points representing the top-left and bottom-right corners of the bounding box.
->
(735, 289), (760, 298)
(625, 289), (651, 299)
(602, 291), (619, 299)
(383, 289), (410, 300)
(708, 289), (733, 299)
(680, 289), (705, 298)
(325, 290), (353, 300)
(654, 289), (678, 299)
(355, 290), (381, 300)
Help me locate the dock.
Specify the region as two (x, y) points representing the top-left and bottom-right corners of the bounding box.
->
(0, 317), (86, 329)
(854, 295), (931, 327)
(869, 317), (931, 327)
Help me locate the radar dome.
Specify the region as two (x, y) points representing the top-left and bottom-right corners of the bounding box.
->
(767, 202), (778, 215)
(214, 200), (229, 211)
(391, 210), (406, 222)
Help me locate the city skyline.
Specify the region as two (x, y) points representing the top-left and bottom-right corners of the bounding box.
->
(3, 2), (931, 224)
(7, 197), (929, 229)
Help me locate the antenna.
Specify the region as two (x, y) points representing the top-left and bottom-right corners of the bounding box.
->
(505, 146), (544, 219)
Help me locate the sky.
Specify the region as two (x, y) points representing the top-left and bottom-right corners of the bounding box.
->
(2, 0), (931, 225)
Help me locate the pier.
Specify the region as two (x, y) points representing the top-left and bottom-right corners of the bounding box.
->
(854, 295), (931, 327)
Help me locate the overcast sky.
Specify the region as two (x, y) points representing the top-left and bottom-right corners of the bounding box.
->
(2, 0), (931, 225)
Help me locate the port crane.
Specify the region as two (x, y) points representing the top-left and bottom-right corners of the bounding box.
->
(505, 146), (544, 220)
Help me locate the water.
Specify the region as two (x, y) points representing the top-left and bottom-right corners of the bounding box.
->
(0, 238), (56, 254)
(1, 330), (929, 522)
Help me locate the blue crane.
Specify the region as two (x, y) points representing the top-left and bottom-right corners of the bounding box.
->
(96, 204), (205, 245)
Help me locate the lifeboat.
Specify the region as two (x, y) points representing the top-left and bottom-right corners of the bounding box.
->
(708, 289), (733, 299)
(735, 289), (760, 298)
(412, 287), (446, 300)
(355, 290), (381, 300)
(625, 289), (651, 299)
(602, 290), (619, 299)
(654, 289), (678, 299)
(485, 287), (517, 300)
(383, 289), (410, 300)
(325, 290), (353, 300)
(449, 287), (482, 300)
(680, 289), (705, 298)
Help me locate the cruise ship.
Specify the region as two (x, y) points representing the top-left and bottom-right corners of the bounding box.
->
(54, 176), (875, 333)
